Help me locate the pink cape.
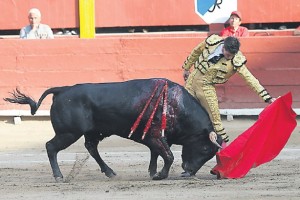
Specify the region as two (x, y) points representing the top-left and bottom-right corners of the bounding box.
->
(212, 92), (297, 179)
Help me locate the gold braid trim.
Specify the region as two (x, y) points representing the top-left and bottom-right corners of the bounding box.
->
(259, 89), (272, 102)
(205, 34), (224, 46)
(232, 51), (247, 69)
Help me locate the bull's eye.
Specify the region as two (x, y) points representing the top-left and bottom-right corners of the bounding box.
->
(201, 145), (211, 153)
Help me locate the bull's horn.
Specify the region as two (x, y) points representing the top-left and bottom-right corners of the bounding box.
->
(209, 131), (222, 149)
(213, 140), (222, 149)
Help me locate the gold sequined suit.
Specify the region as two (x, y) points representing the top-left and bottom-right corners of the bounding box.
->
(182, 34), (272, 142)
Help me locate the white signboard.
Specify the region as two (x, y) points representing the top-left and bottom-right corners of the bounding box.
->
(195, 0), (238, 24)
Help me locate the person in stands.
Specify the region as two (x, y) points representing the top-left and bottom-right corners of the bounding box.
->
(220, 11), (249, 37)
(20, 8), (54, 39)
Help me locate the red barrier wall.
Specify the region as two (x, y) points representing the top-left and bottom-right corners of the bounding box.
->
(0, 0), (78, 29)
(239, 0), (300, 23)
(0, 0), (299, 30)
(1, 34), (299, 111)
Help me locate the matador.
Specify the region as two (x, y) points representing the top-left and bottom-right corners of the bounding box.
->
(182, 34), (275, 143)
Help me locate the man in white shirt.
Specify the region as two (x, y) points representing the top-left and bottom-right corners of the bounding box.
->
(20, 8), (54, 39)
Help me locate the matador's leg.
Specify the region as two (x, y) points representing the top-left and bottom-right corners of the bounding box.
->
(184, 70), (229, 142)
(194, 84), (229, 142)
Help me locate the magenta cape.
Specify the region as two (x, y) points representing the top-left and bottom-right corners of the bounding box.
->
(212, 92), (297, 179)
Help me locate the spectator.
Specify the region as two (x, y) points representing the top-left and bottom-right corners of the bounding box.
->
(182, 34), (275, 145)
(20, 8), (54, 39)
(220, 11), (249, 37)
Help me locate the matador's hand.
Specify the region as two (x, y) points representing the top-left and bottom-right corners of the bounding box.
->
(183, 70), (190, 81)
(267, 97), (277, 104)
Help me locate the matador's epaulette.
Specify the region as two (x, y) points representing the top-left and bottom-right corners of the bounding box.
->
(205, 34), (224, 46)
(232, 51), (247, 68)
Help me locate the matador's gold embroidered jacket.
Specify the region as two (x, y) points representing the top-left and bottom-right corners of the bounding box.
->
(182, 34), (272, 142)
(182, 34), (272, 103)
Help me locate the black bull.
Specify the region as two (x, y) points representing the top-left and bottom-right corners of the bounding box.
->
(4, 78), (222, 181)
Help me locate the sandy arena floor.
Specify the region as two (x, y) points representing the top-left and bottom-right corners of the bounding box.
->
(0, 116), (299, 200)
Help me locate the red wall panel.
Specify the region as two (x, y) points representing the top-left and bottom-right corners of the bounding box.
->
(0, 0), (78, 30)
(0, 0), (299, 30)
(0, 34), (299, 111)
(239, 0), (300, 23)
(94, 0), (204, 27)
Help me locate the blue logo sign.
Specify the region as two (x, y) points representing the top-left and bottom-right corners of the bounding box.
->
(194, 0), (237, 24)
(196, 0), (220, 15)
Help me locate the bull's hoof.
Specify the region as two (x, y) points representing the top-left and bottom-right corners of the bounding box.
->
(152, 172), (168, 180)
(55, 176), (64, 183)
(181, 171), (192, 177)
(104, 169), (117, 178)
(149, 170), (157, 178)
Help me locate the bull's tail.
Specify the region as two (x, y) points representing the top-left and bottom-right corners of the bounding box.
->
(3, 87), (66, 115)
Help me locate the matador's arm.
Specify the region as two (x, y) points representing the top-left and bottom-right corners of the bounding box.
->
(181, 40), (206, 71)
(233, 51), (272, 102)
(237, 65), (272, 102)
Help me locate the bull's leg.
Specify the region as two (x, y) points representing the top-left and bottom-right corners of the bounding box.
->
(84, 135), (116, 178)
(148, 151), (158, 177)
(146, 137), (174, 180)
(46, 133), (82, 182)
